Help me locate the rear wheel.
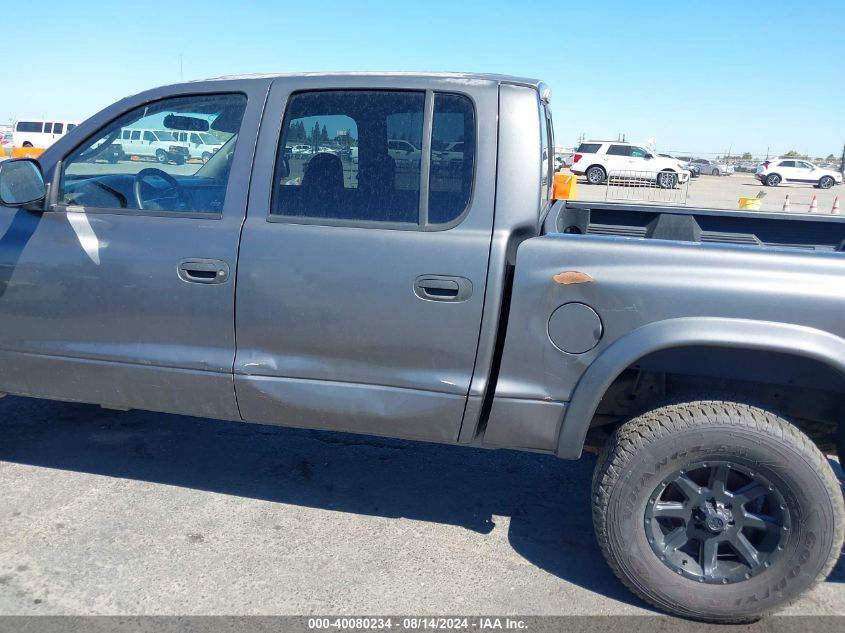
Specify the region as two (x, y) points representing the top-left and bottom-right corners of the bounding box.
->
(586, 166), (606, 185)
(711, 168), (720, 176)
(657, 171), (677, 189)
(155, 149), (168, 164)
(819, 176), (835, 190)
(765, 174), (781, 187)
(201, 151), (211, 163)
(593, 399), (843, 623)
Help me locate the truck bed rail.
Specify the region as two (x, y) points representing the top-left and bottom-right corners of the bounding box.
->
(546, 200), (845, 252)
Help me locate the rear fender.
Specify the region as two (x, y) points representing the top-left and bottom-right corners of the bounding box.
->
(556, 317), (845, 459)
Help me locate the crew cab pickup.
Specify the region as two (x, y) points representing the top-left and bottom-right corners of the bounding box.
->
(0, 73), (842, 623)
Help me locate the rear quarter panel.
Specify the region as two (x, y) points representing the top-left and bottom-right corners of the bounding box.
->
(488, 234), (845, 451)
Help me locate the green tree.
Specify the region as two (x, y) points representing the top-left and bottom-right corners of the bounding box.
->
(310, 121), (321, 143)
(320, 124), (329, 142)
(827, 154), (836, 161)
(741, 152), (752, 160)
(783, 150), (803, 158)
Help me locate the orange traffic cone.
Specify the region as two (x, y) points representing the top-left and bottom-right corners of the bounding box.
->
(808, 195), (818, 213)
(832, 196), (841, 215)
(782, 195), (790, 212)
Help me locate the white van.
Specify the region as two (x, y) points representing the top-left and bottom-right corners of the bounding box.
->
(170, 130), (224, 161)
(118, 128), (188, 164)
(13, 119), (80, 148)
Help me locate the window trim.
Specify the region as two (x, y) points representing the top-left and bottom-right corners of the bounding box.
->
(266, 88), (478, 233)
(50, 91), (247, 219)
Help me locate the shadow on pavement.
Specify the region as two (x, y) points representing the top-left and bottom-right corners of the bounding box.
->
(1, 395), (842, 608)
(0, 396), (650, 609)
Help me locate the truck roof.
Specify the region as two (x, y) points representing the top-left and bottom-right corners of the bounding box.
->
(197, 71), (545, 91)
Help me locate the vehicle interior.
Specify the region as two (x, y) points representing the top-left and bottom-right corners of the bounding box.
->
(59, 94), (246, 214)
(272, 90), (474, 225)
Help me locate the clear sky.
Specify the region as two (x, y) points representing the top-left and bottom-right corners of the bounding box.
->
(3, 0), (843, 158)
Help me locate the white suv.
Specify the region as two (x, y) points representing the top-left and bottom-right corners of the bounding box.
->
(756, 158), (842, 189)
(571, 141), (691, 188)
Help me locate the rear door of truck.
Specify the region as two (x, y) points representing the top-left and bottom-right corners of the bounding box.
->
(234, 77), (499, 442)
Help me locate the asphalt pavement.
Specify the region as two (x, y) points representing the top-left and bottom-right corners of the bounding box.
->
(1, 396), (843, 616)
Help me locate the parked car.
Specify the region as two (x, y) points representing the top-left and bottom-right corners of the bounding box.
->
(571, 141), (690, 188)
(756, 158), (842, 189)
(387, 139), (421, 168)
(734, 161), (759, 173)
(290, 144), (313, 157)
(687, 158), (733, 176)
(659, 154), (699, 178)
(1, 72), (844, 624)
(433, 141), (465, 172)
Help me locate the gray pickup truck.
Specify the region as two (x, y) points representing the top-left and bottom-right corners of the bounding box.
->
(0, 72), (843, 622)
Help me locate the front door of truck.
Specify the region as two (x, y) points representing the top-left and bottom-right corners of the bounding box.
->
(234, 80), (498, 442)
(0, 84), (265, 419)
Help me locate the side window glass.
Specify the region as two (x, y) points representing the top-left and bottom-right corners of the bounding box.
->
(54, 123), (64, 134)
(429, 93), (475, 224)
(44, 123), (53, 134)
(630, 147), (647, 158)
(272, 90), (424, 224)
(60, 93), (246, 214)
(780, 160), (795, 168)
(607, 144), (630, 156)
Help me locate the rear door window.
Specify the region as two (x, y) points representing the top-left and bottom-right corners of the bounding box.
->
(271, 90), (476, 229)
(272, 90), (424, 225)
(54, 123), (64, 134)
(607, 144), (631, 156)
(429, 93), (475, 224)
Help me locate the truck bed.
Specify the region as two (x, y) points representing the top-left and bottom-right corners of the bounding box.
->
(546, 200), (845, 251)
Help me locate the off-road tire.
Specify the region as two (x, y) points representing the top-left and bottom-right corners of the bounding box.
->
(592, 399), (844, 623)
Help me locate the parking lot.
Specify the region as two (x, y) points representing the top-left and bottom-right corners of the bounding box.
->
(0, 395), (843, 617)
(570, 171), (843, 213)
